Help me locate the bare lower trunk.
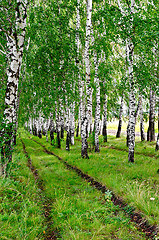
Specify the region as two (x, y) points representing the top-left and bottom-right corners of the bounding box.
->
(65, 103), (70, 151)
(156, 134), (159, 151)
(37, 115), (42, 138)
(139, 95), (145, 141)
(102, 94), (107, 142)
(50, 116), (54, 145)
(70, 102), (75, 145)
(116, 95), (124, 138)
(55, 103), (61, 148)
(81, 117), (89, 158)
(147, 88), (156, 141)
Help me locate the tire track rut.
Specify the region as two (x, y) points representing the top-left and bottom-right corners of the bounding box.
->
(19, 134), (59, 240)
(28, 135), (158, 239)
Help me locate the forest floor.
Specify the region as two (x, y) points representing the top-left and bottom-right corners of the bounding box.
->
(0, 128), (159, 240)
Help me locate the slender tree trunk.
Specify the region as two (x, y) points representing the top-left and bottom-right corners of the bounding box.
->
(65, 105), (70, 151)
(85, 0), (92, 136)
(116, 94), (124, 138)
(50, 115), (54, 145)
(127, 0), (135, 163)
(94, 53), (100, 152)
(37, 114), (42, 138)
(81, 117), (89, 158)
(45, 118), (50, 142)
(60, 100), (64, 139)
(147, 88), (156, 141)
(70, 102), (75, 145)
(55, 102), (61, 148)
(76, 113), (80, 137)
(102, 93), (107, 142)
(139, 95), (145, 141)
(76, 0), (80, 139)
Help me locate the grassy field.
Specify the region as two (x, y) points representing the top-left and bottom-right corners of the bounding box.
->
(0, 126), (158, 239)
(29, 130), (159, 227)
(107, 120), (158, 134)
(0, 137), (44, 240)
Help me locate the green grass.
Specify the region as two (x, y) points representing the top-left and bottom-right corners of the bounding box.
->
(1, 128), (158, 239)
(30, 130), (159, 228)
(19, 130), (146, 239)
(0, 138), (44, 240)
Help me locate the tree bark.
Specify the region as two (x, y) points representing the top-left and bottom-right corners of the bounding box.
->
(139, 95), (145, 141)
(94, 53), (100, 152)
(127, 0), (135, 163)
(70, 102), (75, 145)
(81, 117), (89, 158)
(116, 94), (124, 138)
(147, 87), (156, 141)
(55, 102), (61, 148)
(156, 134), (159, 151)
(102, 93), (107, 142)
(1, 0), (28, 176)
(85, 0), (92, 136)
(65, 103), (70, 151)
(50, 115), (54, 145)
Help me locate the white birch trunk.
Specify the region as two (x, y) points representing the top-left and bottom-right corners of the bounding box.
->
(65, 102), (70, 151)
(70, 102), (75, 145)
(102, 92), (107, 142)
(139, 95), (145, 141)
(55, 102), (61, 148)
(76, 0), (81, 138)
(1, 0), (28, 176)
(50, 113), (54, 145)
(147, 88), (156, 141)
(94, 52), (100, 152)
(116, 95), (124, 138)
(128, 0), (136, 163)
(37, 113), (42, 138)
(85, 0), (92, 135)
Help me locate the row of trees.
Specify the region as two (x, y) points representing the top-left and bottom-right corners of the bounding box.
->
(0, 0), (158, 177)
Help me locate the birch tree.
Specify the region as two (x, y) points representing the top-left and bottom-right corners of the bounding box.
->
(1, 0), (28, 176)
